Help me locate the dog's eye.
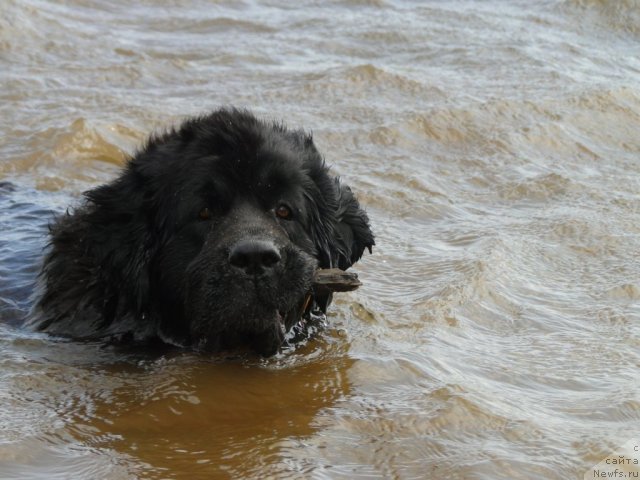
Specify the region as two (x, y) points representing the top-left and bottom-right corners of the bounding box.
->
(275, 204), (292, 220)
(198, 207), (212, 220)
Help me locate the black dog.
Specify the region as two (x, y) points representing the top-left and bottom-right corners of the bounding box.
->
(29, 108), (374, 355)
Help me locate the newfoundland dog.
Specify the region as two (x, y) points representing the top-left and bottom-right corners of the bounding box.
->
(29, 108), (374, 356)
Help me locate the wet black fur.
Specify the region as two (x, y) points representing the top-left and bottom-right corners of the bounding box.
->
(29, 108), (374, 355)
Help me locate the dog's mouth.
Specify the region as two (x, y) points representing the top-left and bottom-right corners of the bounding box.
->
(197, 294), (316, 356)
(193, 306), (293, 356)
(240, 290), (315, 355)
(245, 309), (287, 356)
(187, 258), (318, 355)
(250, 298), (323, 356)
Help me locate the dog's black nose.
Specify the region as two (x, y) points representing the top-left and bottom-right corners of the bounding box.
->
(229, 239), (281, 274)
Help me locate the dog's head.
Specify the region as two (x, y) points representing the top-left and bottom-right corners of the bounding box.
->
(75, 109), (373, 355)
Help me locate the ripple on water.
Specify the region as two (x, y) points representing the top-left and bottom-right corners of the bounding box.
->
(1, 118), (144, 192)
(1, 0), (640, 478)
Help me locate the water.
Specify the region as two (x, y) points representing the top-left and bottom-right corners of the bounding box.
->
(1, 0), (640, 478)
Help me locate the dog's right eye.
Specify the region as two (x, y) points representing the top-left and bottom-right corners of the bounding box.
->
(198, 207), (212, 220)
(275, 204), (292, 220)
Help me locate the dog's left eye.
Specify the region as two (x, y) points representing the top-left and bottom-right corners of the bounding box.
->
(275, 204), (292, 220)
(198, 207), (212, 220)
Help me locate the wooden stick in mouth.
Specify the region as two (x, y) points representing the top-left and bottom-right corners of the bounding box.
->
(312, 268), (362, 295)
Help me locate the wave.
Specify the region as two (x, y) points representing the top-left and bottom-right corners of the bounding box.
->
(565, 0), (640, 35)
(367, 87), (640, 160)
(299, 64), (446, 102)
(1, 118), (140, 191)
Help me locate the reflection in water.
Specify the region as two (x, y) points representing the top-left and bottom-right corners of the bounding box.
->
(1, 330), (352, 479)
(87, 350), (353, 478)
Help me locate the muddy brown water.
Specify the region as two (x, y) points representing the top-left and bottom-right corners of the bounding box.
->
(1, 1), (640, 478)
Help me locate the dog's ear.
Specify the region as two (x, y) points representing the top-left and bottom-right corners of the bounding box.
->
(81, 163), (157, 312)
(34, 163), (155, 335)
(331, 180), (374, 270)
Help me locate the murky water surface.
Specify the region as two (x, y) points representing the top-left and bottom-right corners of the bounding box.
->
(1, 1), (640, 478)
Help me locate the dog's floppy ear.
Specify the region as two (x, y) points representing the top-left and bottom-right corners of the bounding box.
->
(331, 180), (374, 270)
(81, 166), (154, 311)
(33, 163), (155, 335)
